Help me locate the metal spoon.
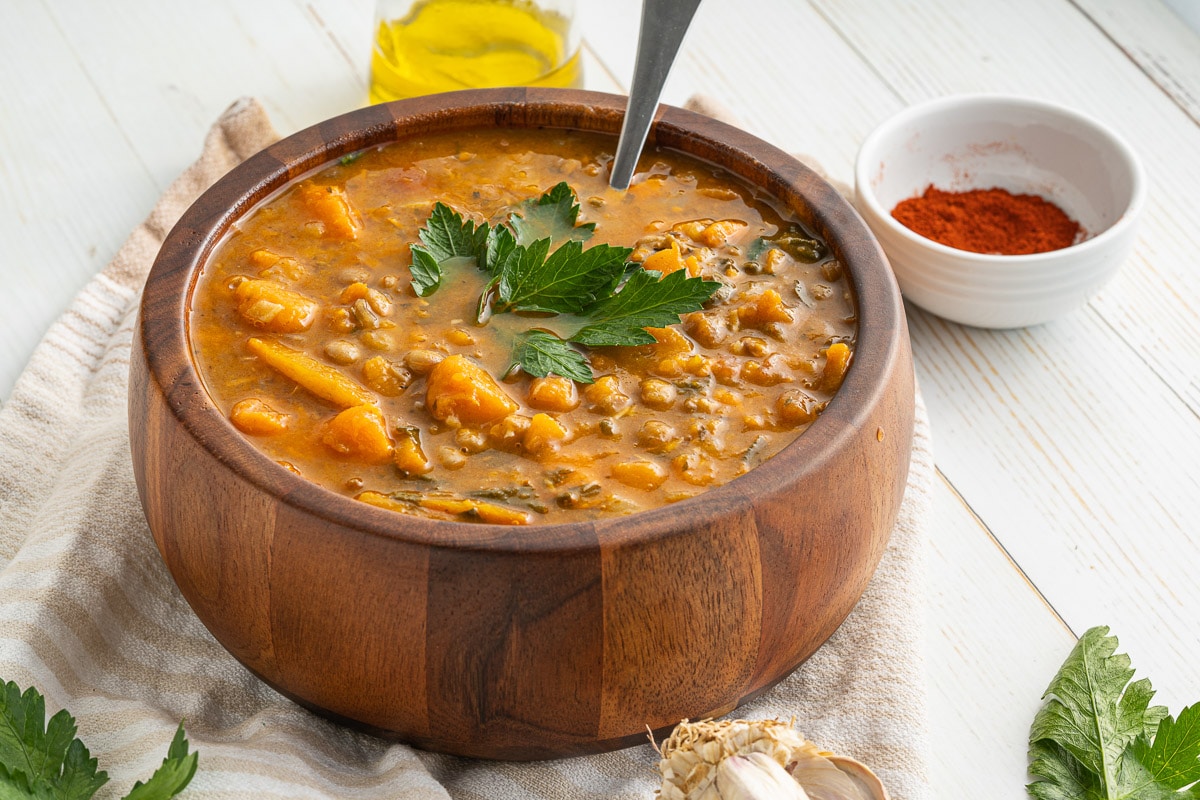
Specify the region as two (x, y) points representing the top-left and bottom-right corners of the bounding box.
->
(609, 0), (703, 190)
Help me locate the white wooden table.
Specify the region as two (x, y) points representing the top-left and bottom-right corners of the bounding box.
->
(3, 1), (1199, 795)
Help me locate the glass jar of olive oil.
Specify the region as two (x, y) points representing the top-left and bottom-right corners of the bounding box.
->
(370, 0), (582, 102)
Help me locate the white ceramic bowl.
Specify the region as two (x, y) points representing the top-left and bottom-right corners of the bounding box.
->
(854, 94), (1145, 328)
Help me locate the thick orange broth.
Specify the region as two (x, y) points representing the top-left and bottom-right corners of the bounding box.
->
(189, 129), (856, 524)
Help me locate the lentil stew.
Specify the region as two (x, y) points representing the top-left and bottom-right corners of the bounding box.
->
(189, 128), (856, 524)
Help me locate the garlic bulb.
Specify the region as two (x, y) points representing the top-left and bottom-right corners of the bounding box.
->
(654, 718), (885, 800)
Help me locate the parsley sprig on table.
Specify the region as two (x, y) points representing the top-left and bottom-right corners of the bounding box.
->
(408, 182), (720, 383)
(0, 680), (198, 800)
(1028, 627), (1200, 799)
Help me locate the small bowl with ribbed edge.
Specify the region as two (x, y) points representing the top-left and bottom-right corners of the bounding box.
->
(854, 94), (1145, 328)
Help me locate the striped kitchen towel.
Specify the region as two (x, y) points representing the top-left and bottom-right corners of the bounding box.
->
(0, 97), (933, 799)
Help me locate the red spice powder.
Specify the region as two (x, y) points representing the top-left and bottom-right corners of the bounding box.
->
(891, 185), (1082, 255)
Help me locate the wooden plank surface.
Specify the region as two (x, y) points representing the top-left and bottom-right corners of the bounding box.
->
(924, 473), (1075, 797)
(809, 0), (1200, 714)
(0, 0), (162, 401)
(1078, 0), (1200, 125)
(3, 0), (1198, 795)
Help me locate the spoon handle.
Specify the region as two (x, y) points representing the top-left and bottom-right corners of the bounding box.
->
(609, 0), (703, 190)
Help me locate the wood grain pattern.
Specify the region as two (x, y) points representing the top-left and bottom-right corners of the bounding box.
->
(128, 89), (914, 759)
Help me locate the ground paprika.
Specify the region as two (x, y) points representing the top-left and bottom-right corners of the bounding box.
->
(891, 185), (1082, 255)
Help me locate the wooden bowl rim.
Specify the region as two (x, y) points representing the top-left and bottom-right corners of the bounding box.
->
(140, 87), (906, 554)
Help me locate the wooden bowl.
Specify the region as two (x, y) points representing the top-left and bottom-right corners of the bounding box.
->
(129, 88), (914, 760)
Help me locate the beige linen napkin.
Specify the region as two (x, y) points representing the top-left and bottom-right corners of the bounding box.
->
(0, 98), (933, 799)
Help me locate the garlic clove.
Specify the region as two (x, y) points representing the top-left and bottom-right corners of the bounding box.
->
(790, 748), (879, 800)
(715, 753), (810, 800)
(824, 756), (889, 800)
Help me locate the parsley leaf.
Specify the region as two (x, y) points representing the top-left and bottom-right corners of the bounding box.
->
(497, 239), (632, 314)
(570, 268), (722, 347)
(419, 202), (489, 262)
(1028, 627), (1198, 800)
(409, 202), (489, 296)
(123, 725), (198, 800)
(1028, 740), (1103, 800)
(481, 223), (517, 277)
(0, 680), (107, 800)
(1128, 705), (1200, 794)
(408, 246), (444, 297)
(0, 680), (198, 800)
(510, 181), (596, 247)
(511, 331), (594, 383)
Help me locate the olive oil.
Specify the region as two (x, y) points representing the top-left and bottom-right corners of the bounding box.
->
(369, 0), (582, 102)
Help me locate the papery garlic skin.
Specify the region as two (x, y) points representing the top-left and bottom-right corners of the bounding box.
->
(715, 753), (810, 800)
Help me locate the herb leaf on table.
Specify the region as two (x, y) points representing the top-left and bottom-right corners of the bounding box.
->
(1028, 626), (1200, 799)
(122, 725), (199, 800)
(0, 680), (197, 800)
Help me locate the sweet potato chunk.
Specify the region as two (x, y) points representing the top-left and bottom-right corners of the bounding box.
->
(249, 248), (283, 269)
(696, 219), (747, 247)
(736, 288), (793, 327)
(523, 412), (568, 455)
(673, 219), (712, 241)
(641, 240), (685, 274)
(356, 490), (531, 525)
(583, 375), (631, 415)
(822, 342), (852, 391)
(362, 356), (412, 397)
(322, 405), (392, 464)
(683, 311), (729, 348)
(741, 353), (793, 387)
(426, 354), (519, 425)
(247, 337), (376, 408)
(611, 459), (668, 491)
(527, 376), (579, 412)
(420, 495), (532, 525)
(229, 398), (290, 435)
(393, 426), (432, 476)
(298, 182), (362, 239)
(672, 450), (719, 486)
(776, 389), (821, 427)
(234, 279), (317, 332)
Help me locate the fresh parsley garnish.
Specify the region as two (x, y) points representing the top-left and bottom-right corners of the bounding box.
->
(0, 680), (198, 800)
(495, 239), (631, 315)
(409, 202), (490, 296)
(407, 182), (720, 382)
(510, 181), (596, 247)
(511, 331), (594, 384)
(1028, 626), (1200, 799)
(481, 223), (517, 277)
(570, 268), (721, 347)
